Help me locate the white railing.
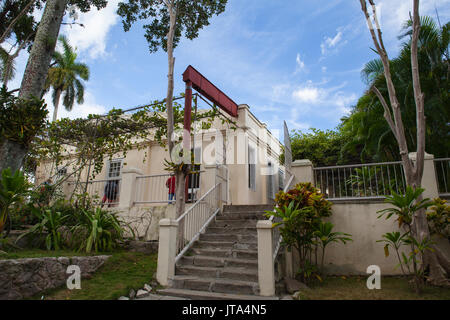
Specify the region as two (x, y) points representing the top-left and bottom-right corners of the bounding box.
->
(313, 161), (406, 200)
(134, 171), (204, 205)
(135, 174), (174, 204)
(175, 183), (221, 263)
(270, 173), (295, 261)
(72, 179), (121, 206)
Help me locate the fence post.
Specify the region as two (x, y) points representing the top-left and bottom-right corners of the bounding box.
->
(257, 220), (275, 296)
(118, 168), (142, 208)
(408, 152), (439, 199)
(291, 159), (314, 185)
(156, 218), (179, 286)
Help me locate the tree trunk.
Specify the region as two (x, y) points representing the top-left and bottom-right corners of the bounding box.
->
(0, 0), (36, 44)
(0, 0), (67, 175)
(360, 0), (449, 286)
(52, 88), (62, 122)
(19, 0), (67, 100)
(0, 140), (28, 174)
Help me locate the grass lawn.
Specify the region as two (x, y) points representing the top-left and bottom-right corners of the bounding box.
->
(298, 276), (450, 300)
(33, 251), (158, 300)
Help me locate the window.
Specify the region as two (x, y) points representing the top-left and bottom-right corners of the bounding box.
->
(56, 167), (67, 180)
(248, 145), (256, 191)
(107, 159), (122, 179)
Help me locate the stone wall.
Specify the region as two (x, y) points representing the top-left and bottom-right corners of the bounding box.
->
(0, 255), (110, 300)
(118, 205), (170, 241)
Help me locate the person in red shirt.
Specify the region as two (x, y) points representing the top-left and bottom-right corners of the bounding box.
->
(166, 174), (176, 202)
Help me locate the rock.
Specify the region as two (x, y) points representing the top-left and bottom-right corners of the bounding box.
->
(0, 255), (110, 300)
(136, 289), (150, 298)
(144, 284), (152, 292)
(281, 295), (294, 300)
(292, 290), (309, 300)
(129, 289), (136, 299)
(285, 278), (309, 294)
(118, 296), (130, 300)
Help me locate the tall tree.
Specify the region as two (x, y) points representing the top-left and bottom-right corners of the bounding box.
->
(45, 35), (89, 122)
(0, 0), (107, 174)
(359, 0), (449, 286)
(117, 0), (228, 218)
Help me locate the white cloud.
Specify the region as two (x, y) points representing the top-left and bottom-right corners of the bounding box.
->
(292, 81), (357, 115)
(45, 90), (108, 121)
(292, 86), (320, 104)
(321, 30), (345, 55)
(295, 53), (305, 73)
(62, 0), (120, 59)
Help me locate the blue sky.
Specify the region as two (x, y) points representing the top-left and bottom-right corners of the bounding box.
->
(9, 0), (450, 134)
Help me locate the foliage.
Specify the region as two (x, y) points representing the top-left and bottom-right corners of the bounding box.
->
(0, 86), (48, 148)
(377, 186), (432, 228)
(266, 183), (351, 283)
(426, 198), (450, 239)
(314, 221), (352, 272)
(45, 35), (89, 120)
(377, 186), (436, 293)
(377, 231), (411, 274)
(117, 0), (228, 53)
(73, 207), (130, 253)
(0, 168), (31, 237)
(17, 209), (68, 250)
(281, 128), (359, 167)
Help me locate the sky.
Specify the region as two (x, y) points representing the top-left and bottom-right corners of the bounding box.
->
(7, 0), (450, 135)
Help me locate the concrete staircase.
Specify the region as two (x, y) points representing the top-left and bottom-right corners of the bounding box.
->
(158, 204), (279, 300)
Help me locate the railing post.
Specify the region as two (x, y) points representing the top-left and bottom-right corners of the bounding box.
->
(118, 168), (142, 208)
(257, 220), (275, 296)
(291, 159), (314, 185)
(156, 218), (179, 286)
(408, 152), (439, 199)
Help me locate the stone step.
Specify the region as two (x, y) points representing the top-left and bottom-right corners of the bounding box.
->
(223, 205), (274, 213)
(190, 248), (258, 260)
(194, 241), (258, 251)
(212, 219), (258, 228)
(216, 212), (268, 220)
(178, 255), (257, 269)
(199, 233), (257, 243)
(157, 288), (279, 300)
(171, 276), (259, 296)
(176, 265), (259, 282)
(206, 226), (257, 233)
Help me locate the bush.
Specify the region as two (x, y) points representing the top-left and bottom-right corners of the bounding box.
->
(426, 198), (450, 240)
(267, 182), (351, 283)
(72, 208), (131, 253)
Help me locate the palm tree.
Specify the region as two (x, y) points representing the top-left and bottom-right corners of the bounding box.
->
(45, 35), (89, 122)
(343, 16), (449, 162)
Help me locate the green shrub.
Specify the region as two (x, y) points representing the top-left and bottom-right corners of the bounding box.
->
(0, 168), (31, 238)
(266, 182), (352, 283)
(73, 208), (131, 253)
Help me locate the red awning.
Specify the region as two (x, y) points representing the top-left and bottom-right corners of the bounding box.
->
(183, 65), (238, 118)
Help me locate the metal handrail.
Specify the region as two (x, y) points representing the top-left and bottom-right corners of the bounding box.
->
(175, 183), (221, 263)
(176, 184), (219, 223)
(313, 161), (403, 170)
